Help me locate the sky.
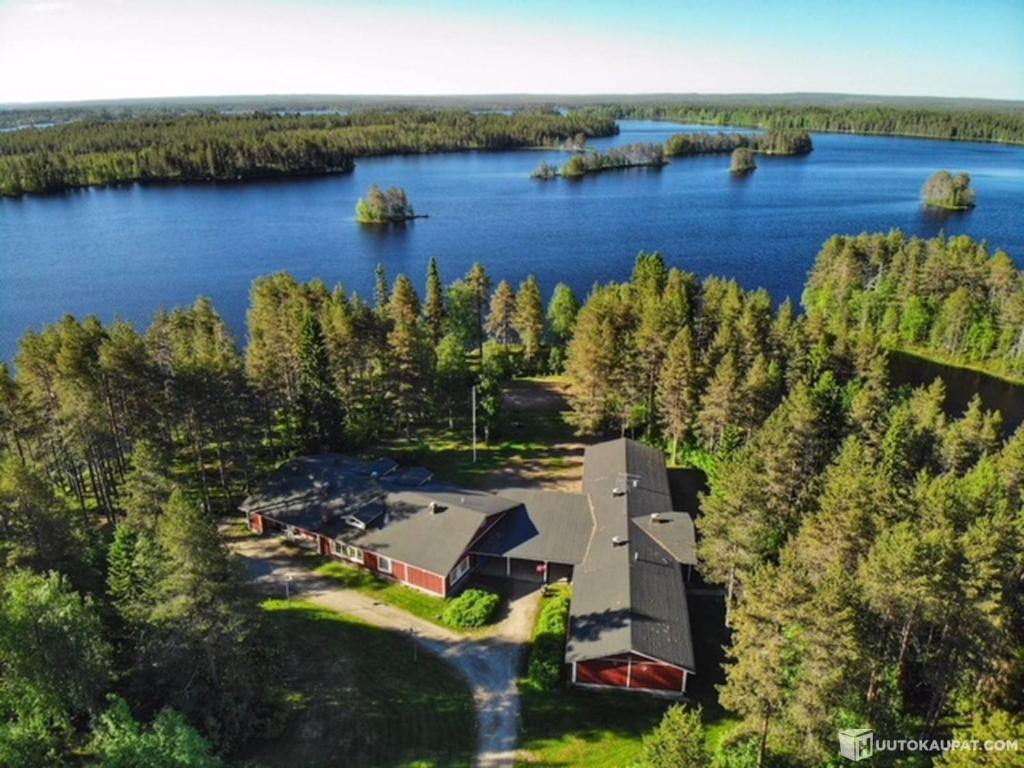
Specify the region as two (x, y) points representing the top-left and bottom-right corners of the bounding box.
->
(0, 0), (1022, 104)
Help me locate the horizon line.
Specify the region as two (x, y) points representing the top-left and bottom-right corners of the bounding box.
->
(4, 91), (1024, 110)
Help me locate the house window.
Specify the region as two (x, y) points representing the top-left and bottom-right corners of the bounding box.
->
(331, 541), (364, 563)
(377, 556), (393, 574)
(451, 556), (471, 583)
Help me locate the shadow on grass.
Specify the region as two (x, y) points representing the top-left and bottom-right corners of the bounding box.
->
(233, 601), (475, 768)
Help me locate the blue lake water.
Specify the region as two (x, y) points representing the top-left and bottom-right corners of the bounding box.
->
(1, 120), (1022, 361)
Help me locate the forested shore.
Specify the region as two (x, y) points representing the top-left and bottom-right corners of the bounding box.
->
(1, 231), (1021, 765)
(582, 102), (1024, 144)
(664, 128), (813, 157)
(0, 110), (618, 196)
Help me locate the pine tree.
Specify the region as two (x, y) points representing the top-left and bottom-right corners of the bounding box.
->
(424, 257), (446, 346)
(697, 351), (744, 449)
(486, 280), (517, 346)
(297, 311), (344, 452)
(657, 327), (699, 460)
(513, 275), (545, 368)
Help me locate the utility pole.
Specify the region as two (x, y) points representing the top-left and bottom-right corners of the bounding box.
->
(471, 384), (478, 463)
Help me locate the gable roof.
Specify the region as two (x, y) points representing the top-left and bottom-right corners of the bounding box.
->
(469, 488), (592, 565)
(240, 457), (518, 576)
(565, 439), (695, 671)
(348, 485), (520, 575)
(631, 512), (698, 565)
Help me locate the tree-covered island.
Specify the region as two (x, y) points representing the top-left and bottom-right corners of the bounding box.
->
(560, 142), (666, 178)
(530, 160), (558, 180)
(355, 184), (420, 223)
(729, 146), (757, 173)
(664, 128), (813, 157)
(922, 170), (977, 209)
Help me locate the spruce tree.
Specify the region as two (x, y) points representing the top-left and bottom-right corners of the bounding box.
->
(297, 311), (343, 452)
(466, 263), (492, 359)
(424, 257), (446, 346)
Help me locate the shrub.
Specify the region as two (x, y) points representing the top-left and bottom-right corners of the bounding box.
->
(524, 588), (571, 691)
(442, 589), (500, 629)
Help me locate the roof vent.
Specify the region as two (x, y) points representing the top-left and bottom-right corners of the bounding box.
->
(612, 535), (626, 546)
(430, 501), (446, 514)
(651, 512), (661, 522)
(612, 487), (625, 497)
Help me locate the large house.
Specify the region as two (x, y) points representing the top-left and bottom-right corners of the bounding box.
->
(241, 438), (698, 694)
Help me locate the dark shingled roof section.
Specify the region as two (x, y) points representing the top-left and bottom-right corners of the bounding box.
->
(565, 439), (695, 671)
(631, 512), (698, 565)
(240, 457), (517, 576)
(348, 484), (521, 575)
(469, 488), (592, 565)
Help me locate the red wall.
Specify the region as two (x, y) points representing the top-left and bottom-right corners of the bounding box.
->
(250, 514), (264, 534)
(576, 655), (687, 692)
(406, 565), (445, 596)
(576, 659), (629, 687)
(629, 661), (685, 692)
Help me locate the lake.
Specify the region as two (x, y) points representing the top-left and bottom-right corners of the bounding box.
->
(2, 120), (1023, 363)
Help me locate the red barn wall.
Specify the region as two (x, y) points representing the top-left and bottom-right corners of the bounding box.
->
(405, 565), (445, 596)
(575, 654), (688, 693)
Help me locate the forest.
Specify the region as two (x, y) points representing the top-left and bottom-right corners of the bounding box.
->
(0, 234), (1021, 765)
(664, 129), (813, 157)
(803, 232), (1022, 381)
(560, 142), (666, 178)
(0, 110), (618, 195)
(583, 103), (1024, 144)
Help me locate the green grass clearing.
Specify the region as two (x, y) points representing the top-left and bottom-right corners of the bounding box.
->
(385, 377), (581, 489)
(313, 559), (452, 628)
(233, 600), (475, 768)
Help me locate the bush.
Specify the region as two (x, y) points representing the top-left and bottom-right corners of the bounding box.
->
(442, 589), (500, 629)
(524, 588), (571, 691)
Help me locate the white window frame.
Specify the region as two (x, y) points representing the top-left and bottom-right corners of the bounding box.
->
(451, 556), (471, 583)
(331, 540), (364, 563)
(377, 555), (393, 574)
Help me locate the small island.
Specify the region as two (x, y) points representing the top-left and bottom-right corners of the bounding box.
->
(531, 160), (558, 180)
(355, 184), (424, 224)
(922, 170), (976, 210)
(560, 142), (667, 179)
(730, 147), (757, 174)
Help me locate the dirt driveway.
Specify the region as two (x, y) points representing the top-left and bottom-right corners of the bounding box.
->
(229, 534), (542, 768)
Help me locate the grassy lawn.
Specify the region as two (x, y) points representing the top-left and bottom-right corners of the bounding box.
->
(313, 559), (451, 628)
(384, 376), (583, 490)
(234, 600), (475, 768)
(515, 590), (739, 767)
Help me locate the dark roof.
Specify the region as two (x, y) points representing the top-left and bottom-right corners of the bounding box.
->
(349, 485), (520, 575)
(469, 488), (592, 565)
(631, 512), (698, 565)
(565, 439), (695, 671)
(240, 458), (515, 576)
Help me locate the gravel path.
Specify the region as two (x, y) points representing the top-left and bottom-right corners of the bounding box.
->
(228, 534), (541, 768)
